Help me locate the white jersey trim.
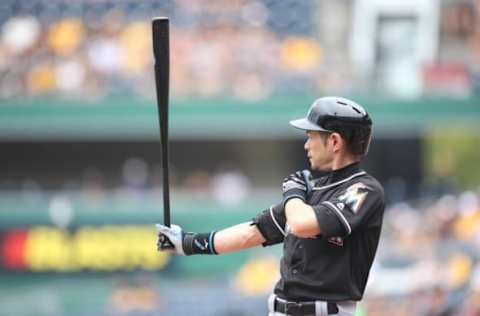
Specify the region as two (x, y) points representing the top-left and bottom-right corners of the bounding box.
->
(312, 171), (366, 191)
(269, 205), (287, 237)
(322, 201), (352, 235)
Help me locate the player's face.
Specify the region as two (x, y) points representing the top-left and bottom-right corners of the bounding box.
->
(304, 131), (334, 171)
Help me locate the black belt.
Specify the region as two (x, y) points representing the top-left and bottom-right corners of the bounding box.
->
(274, 297), (339, 315)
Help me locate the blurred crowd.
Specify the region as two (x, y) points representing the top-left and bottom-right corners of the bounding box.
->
(0, 0), (320, 100)
(5, 157), (253, 223)
(0, 0), (479, 100)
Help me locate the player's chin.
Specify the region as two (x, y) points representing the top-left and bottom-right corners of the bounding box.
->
(310, 159), (327, 171)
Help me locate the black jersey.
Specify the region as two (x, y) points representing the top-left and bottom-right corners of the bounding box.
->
(254, 162), (385, 302)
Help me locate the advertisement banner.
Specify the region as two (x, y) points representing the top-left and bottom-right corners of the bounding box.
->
(1, 225), (170, 272)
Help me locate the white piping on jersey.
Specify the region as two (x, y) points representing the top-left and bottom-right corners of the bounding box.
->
(269, 205), (287, 237)
(322, 201), (352, 235)
(312, 171), (366, 191)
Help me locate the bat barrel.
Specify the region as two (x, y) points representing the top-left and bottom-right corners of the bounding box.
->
(152, 17), (169, 62)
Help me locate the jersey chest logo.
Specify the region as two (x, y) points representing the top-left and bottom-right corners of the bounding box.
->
(338, 182), (370, 214)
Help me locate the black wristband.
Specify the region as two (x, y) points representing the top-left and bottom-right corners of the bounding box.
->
(183, 231), (218, 255)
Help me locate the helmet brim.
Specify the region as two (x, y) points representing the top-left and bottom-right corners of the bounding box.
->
(289, 118), (331, 132)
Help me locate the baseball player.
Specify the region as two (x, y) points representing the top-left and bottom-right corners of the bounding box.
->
(156, 96), (385, 316)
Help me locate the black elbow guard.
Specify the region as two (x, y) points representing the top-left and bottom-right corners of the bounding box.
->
(252, 203), (286, 246)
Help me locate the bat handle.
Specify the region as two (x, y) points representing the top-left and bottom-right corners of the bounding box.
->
(163, 176), (170, 227)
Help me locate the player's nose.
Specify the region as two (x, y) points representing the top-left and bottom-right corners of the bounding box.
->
(304, 138), (310, 151)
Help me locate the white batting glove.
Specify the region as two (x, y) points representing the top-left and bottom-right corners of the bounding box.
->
(156, 224), (186, 256)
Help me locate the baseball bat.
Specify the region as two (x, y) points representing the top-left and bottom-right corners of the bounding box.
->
(152, 17), (171, 227)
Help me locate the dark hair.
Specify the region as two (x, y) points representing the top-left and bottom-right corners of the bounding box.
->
(324, 123), (372, 156)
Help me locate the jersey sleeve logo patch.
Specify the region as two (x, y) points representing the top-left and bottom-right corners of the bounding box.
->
(338, 182), (370, 213)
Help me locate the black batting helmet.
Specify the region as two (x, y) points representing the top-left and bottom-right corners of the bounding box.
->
(290, 96), (373, 156)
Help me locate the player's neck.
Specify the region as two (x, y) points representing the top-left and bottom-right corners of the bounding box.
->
(331, 154), (359, 171)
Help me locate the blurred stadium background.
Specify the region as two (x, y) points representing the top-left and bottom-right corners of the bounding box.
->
(0, 0), (480, 315)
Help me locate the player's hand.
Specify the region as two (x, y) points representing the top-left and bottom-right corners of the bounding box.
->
(282, 170), (313, 206)
(156, 224), (186, 256)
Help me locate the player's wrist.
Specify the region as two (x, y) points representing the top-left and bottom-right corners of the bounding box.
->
(183, 231), (218, 255)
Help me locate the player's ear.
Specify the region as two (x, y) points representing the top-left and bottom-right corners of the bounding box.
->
(330, 132), (343, 152)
